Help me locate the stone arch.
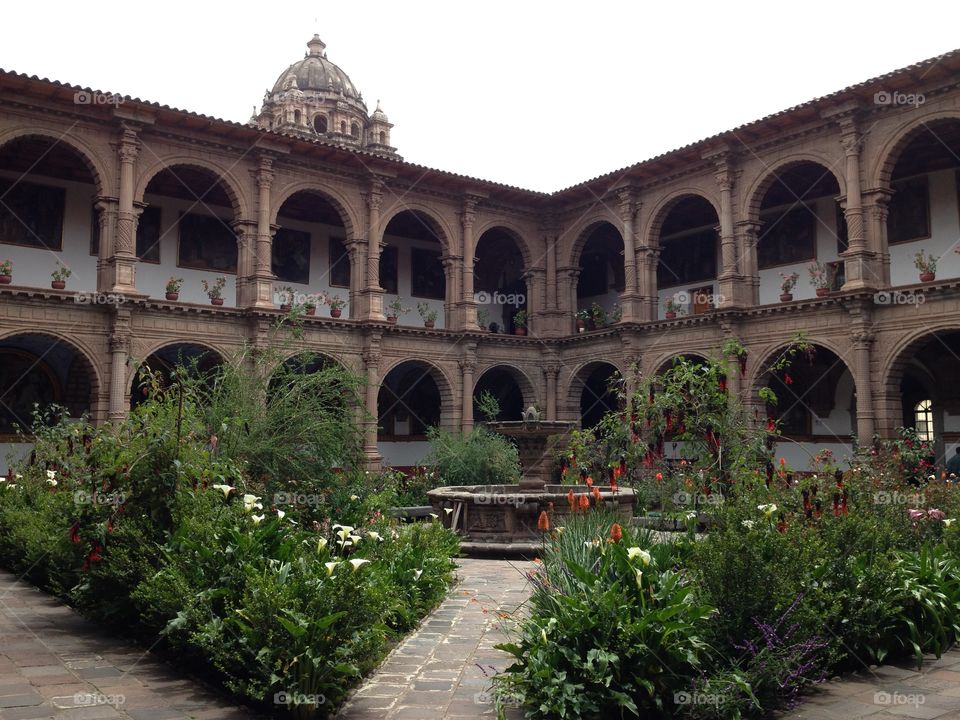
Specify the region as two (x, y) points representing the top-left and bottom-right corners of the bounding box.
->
(564, 214), (620, 268)
(880, 323), (960, 399)
(870, 110), (960, 189)
(378, 358), (457, 435)
(650, 351), (710, 377)
(270, 181), (361, 239)
(564, 360), (624, 428)
(129, 339), (232, 386)
(747, 337), (852, 395)
(474, 363), (538, 420)
(379, 203), (454, 255)
(473, 220), (537, 270)
(128, 341), (227, 408)
(642, 188), (722, 249)
(0, 127), (110, 197)
(134, 156), (250, 219)
(742, 154), (846, 222)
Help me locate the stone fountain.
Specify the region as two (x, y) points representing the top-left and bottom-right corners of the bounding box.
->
(427, 410), (638, 554)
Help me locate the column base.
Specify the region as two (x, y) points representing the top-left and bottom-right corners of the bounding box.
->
(359, 288), (386, 322)
(841, 251), (882, 291)
(617, 293), (645, 322)
(242, 275), (277, 309)
(532, 310), (569, 337)
(106, 257), (138, 295)
(717, 274), (750, 309)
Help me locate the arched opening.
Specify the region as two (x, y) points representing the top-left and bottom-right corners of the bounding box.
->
(655, 196), (719, 319)
(890, 331), (960, 465)
(381, 210), (446, 328)
(140, 164), (239, 304)
(273, 190), (351, 315)
(130, 343), (224, 410)
(0, 333), (98, 474)
(267, 352), (350, 414)
(758, 343), (855, 469)
(884, 119), (960, 285)
(340, 121), (346, 134)
(294, 110), (301, 125)
(473, 367), (527, 421)
(755, 162), (843, 303)
(576, 223), (624, 327)
(313, 115), (328, 134)
(378, 360), (449, 468)
(474, 228), (526, 333)
(571, 362), (622, 429)
(350, 123), (360, 139)
(654, 353), (709, 377)
(378, 131), (386, 145)
(0, 135), (101, 293)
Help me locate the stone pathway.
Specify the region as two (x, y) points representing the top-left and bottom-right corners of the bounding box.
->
(4, 561), (960, 720)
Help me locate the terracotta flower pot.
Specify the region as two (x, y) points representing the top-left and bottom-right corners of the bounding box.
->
(0, 275), (11, 285)
(816, 287), (830, 297)
(424, 319), (435, 329)
(51, 280), (66, 290)
(330, 307), (342, 318)
(576, 319), (585, 329)
(165, 292), (179, 301)
(305, 306), (316, 316)
(211, 297), (224, 306)
(386, 315), (397, 324)
(920, 271), (935, 283)
(279, 303), (291, 311)
(514, 327), (527, 336)
(665, 311), (677, 319)
(780, 293), (793, 302)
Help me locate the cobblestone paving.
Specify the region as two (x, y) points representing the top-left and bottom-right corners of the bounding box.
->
(5, 563), (960, 720)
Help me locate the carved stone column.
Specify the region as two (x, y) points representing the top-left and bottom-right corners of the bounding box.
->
(345, 238), (366, 318)
(460, 196), (480, 330)
(862, 188), (893, 288)
(94, 197), (118, 293)
(852, 326), (876, 442)
(363, 177), (386, 321)
(543, 362), (560, 421)
(460, 355), (476, 431)
(107, 309), (131, 425)
(637, 247), (660, 322)
(709, 151), (743, 308)
(442, 255), (459, 329)
(616, 188), (642, 321)
(734, 220), (761, 305)
(362, 341), (382, 471)
(251, 156), (277, 308)
(110, 125), (140, 294)
(233, 220), (257, 307)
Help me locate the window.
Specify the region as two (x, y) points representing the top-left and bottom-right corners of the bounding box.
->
(757, 205), (816, 268)
(294, 110), (301, 125)
(177, 212), (237, 273)
(90, 205), (161, 262)
(888, 176), (930, 244)
(351, 123), (360, 139)
(328, 237), (350, 287)
(313, 115), (328, 134)
(379, 131), (386, 145)
(410, 247), (446, 299)
(379, 245), (398, 293)
(340, 121), (346, 134)
(915, 399), (934, 441)
(0, 179), (64, 250)
(657, 228), (717, 287)
(272, 227), (311, 284)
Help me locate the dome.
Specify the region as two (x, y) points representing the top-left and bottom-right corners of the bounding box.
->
(270, 35), (364, 105)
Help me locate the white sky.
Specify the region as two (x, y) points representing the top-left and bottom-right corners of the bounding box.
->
(2, 1), (959, 192)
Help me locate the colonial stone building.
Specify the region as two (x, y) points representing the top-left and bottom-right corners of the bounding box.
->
(1, 38), (960, 472)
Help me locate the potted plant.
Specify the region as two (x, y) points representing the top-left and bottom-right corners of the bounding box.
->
(779, 271), (799, 302)
(915, 250), (937, 282)
(608, 302), (623, 324)
(477, 308), (490, 331)
(303, 295), (318, 316)
(0, 259), (11, 284)
(576, 308), (590, 331)
(51, 262), (71, 290)
(590, 302), (607, 329)
(276, 286), (294, 311)
(808, 261), (831, 297)
(513, 309), (528, 336)
(165, 276), (182, 301)
(202, 277), (226, 306)
(416, 301), (439, 328)
(386, 296), (409, 324)
(326, 293), (346, 318)
(664, 298), (684, 320)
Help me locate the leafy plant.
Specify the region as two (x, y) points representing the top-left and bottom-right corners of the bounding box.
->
(165, 276), (183, 293)
(424, 426), (520, 486)
(202, 276), (226, 300)
(416, 301), (438, 324)
(51, 261), (72, 282)
(914, 250), (937, 274)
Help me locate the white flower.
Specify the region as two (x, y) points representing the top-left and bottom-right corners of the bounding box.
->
(685, 511), (697, 521)
(242, 494), (262, 512)
(349, 494), (360, 501)
(444, 508), (453, 515)
(555, 526), (565, 535)
(429, 513), (439, 520)
(15, 473), (22, 480)
(413, 569), (423, 581)
(46, 478), (57, 487)
(46, 470), (56, 481)
(929, 475), (937, 482)
(758, 503), (778, 517)
(742, 520), (756, 529)
(251, 514), (265, 525)
(276, 509), (285, 520)
(324, 561), (338, 576)
(212, 484), (234, 498)
(349, 534), (362, 544)
(367, 531), (382, 542)
(317, 537), (328, 551)
(627, 547), (651, 566)
(349, 558), (371, 571)
(635, 570), (643, 588)
(945, 519), (956, 528)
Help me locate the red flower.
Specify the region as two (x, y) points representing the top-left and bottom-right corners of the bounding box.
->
(537, 511), (550, 531)
(578, 494), (590, 511)
(655, 472), (663, 482)
(585, 476), (594, 488)
(566, 489), (576, 510)
(784, 373), (793, 385)
(610, 523), (623, 543)
(592, 486), (601, 504)
(767, 418), (777, 432)
(69, 524), (81, 544)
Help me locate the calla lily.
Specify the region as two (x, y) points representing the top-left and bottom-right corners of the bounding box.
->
(251, 514), (265, 524)
(742, 520), (756, 529)
(367, 531), (382, 541)
(444, 508), (453, 515)
(212, 484), (234, 498)
(349, 558), (370, 572)
(276, 509), (286, 520)
(635, 570), (643, 588)
(46, 470), (56, 481)
(429, 513), (438, 520)
(324, 561), (338, 576)
(349, 494), (360, 501)
(317, 537), (328, 551)
(46, 478), (58, 486)
(242, 493), (262, 511)
(944, 519), (955, 527)
(758, 503), (778, 517)
(627, 547), (651, 566)
(413, 569), (423, 580)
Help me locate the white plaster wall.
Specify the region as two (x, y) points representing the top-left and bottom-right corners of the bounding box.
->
(383, 234), (445, 329)
(657, 281), (719, 320)
(0, 170), (97, 293)
(758, 197), (842, 305)
(0, 442), (32, 477)
(774, 441), (854, 471)
(378, 440), (431, 468)
(889, 169), (960, 287)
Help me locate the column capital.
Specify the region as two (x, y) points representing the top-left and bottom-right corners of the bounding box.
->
(362, 349), (381, 368)
(615, 187), (640, 217)
(458, 358), (477, 373)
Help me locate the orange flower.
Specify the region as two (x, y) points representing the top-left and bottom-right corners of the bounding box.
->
(566, 489), (576, 510)
(655, 472), (663, 482)
(578, 494), (590, 511)
(592, 486), (601, 504)
(537, 511), (550, 531)
(610, 523), (623, 542)
(586, 476), (594, 488)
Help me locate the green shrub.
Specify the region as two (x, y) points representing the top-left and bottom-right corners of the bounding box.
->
(424, 426), (520, 486)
